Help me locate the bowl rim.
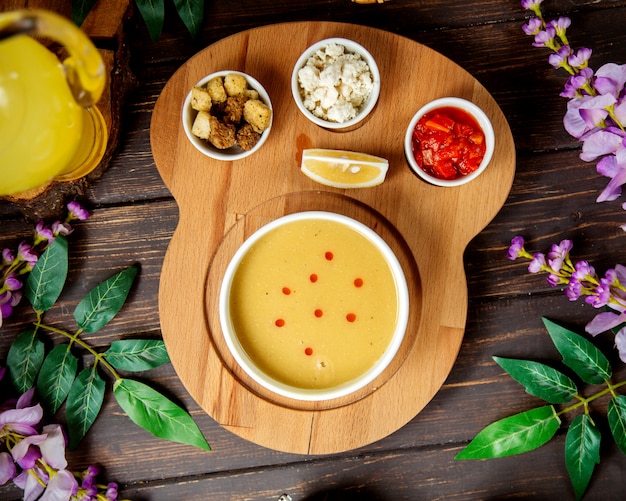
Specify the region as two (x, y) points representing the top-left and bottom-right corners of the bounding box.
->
(291, 37), (381, 130)
(218, 210), (410, 402)
(403, 96), (495, 187)
(182, 70), (273, 161)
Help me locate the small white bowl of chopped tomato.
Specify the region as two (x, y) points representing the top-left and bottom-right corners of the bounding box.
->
(404, 97), (495, 186)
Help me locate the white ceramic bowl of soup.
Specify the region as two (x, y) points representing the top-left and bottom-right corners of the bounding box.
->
(219, 211), (409, 401)
(404, 97), (495, 186)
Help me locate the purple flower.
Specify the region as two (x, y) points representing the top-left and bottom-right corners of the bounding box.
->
(34, 222), (54, 245)
(614, 96), (626, 125)
(51, 221), (73, 237)
(13, 466), (46, 500)
(0, 293), (13, 320)
(40, 468), (78, 501)
(571, 260), (595, 282)
(549, 16), (571, 38)
(574, 93), (616, 135)
(522, 17), (543, 36)
(586, 310), (626, 336)
(81, 464), (99, 489)
(616, 327), (626, 363)
(613, 264), (626, 287)
(10, 424), (73, 500)
(507, 236), (525, 260)
(546, 273), (561, 287)
(1, 249), (14, 266)
(39, 425), (68, 470)
(568, 47), (592, 70)
(563, 95), (597, 138)
(547, 239), (573, 272)
(548, 45), (571, 69)
(4, 274), (22, 292)
(11, 434), (46, 468)
(16, 241), (38, 270)
(0, 452), (16, 485)
(533, 25), (556, 48)
(566, 279), (583, 301)
(105, 482), (119, 501)
(528, 252), (546, 273)
(521, 0), (543, 13)
(596, 150), (626, 202)
(0, 402), (43, 437)
(580, 128), (624, 162)
(67, 201), (89, 222)
(586, 279), (611, 308)
(593, 62), (626, 98)
(561, 74), (588, 99)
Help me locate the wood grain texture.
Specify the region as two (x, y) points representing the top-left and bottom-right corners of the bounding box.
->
(151, 21), (515, 454)
(2, 0), (626, 499)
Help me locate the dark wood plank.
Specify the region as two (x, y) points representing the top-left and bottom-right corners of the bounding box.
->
(3, 0), (626, 499)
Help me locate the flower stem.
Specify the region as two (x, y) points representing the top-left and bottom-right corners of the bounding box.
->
(557, 379), (626, 416)
(33, 321), (121, 380)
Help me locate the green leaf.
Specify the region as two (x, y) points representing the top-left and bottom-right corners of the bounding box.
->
(173, 0), (204, 38)
(608, 395), (626, 455)
(74, 265), (138, 333)
(113, 378), (210, 451)
(6, 329), (45, 393)
(455, 406), (560, 459)
(25, 236), (68, 313)
(134, 0), (165, 42)
(565, 414), (601, 500)
(493, 356), (578, 404)
(36, 344), (78, 413)
(105, 339), (170, 371)
(66, 366), (105, 450)
(71, 0), (99, 26)
(542, 318), (612, 384)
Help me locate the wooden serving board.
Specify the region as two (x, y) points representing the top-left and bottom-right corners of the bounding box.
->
(151, 21), (516, 455)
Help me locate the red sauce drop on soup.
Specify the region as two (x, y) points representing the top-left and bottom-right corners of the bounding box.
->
(314, 309), (323, 318)
(346, 313), (357, 323)
(305, 347), (313, 356)
(309, 273), (318, 283)
(275, 318), (285, 327)
(282, 287), (291, 295)
(325, 251), (334, 261)
(354, 277), (364, 287)
(411, 106), (486, 180)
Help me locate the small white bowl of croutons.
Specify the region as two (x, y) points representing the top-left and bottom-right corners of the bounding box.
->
(182, 70), (273, 161)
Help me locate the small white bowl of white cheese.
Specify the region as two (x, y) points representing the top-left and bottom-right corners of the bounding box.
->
(291, 38), (380, 131)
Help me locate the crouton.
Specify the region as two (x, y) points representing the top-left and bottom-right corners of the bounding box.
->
(222, 96), (246, 125)
(244, 88), (260, 100)
(224, 73), (248, 97)
(191, 111), (211, 140)
(243, 99), (272, 133)
(190, 86), (212, 112)
(208, 115), (236, 149)
(207, 76), (227, 103)
(236, 123), (261, 151)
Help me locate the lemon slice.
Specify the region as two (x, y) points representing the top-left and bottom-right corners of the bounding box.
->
(301, 149), (389, 188)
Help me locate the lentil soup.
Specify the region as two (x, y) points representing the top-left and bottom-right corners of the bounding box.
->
(226, 215), (401, 391)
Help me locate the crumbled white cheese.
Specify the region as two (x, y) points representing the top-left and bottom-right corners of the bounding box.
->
(297, 42), (374, 123)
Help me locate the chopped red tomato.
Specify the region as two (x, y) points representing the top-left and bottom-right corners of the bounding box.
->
(411, 106), (486, 180)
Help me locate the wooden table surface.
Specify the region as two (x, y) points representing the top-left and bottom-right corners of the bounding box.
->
(2, 0), (626, 499)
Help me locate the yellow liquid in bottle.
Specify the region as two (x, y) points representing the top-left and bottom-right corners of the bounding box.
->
(0, 35), (83, 195)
